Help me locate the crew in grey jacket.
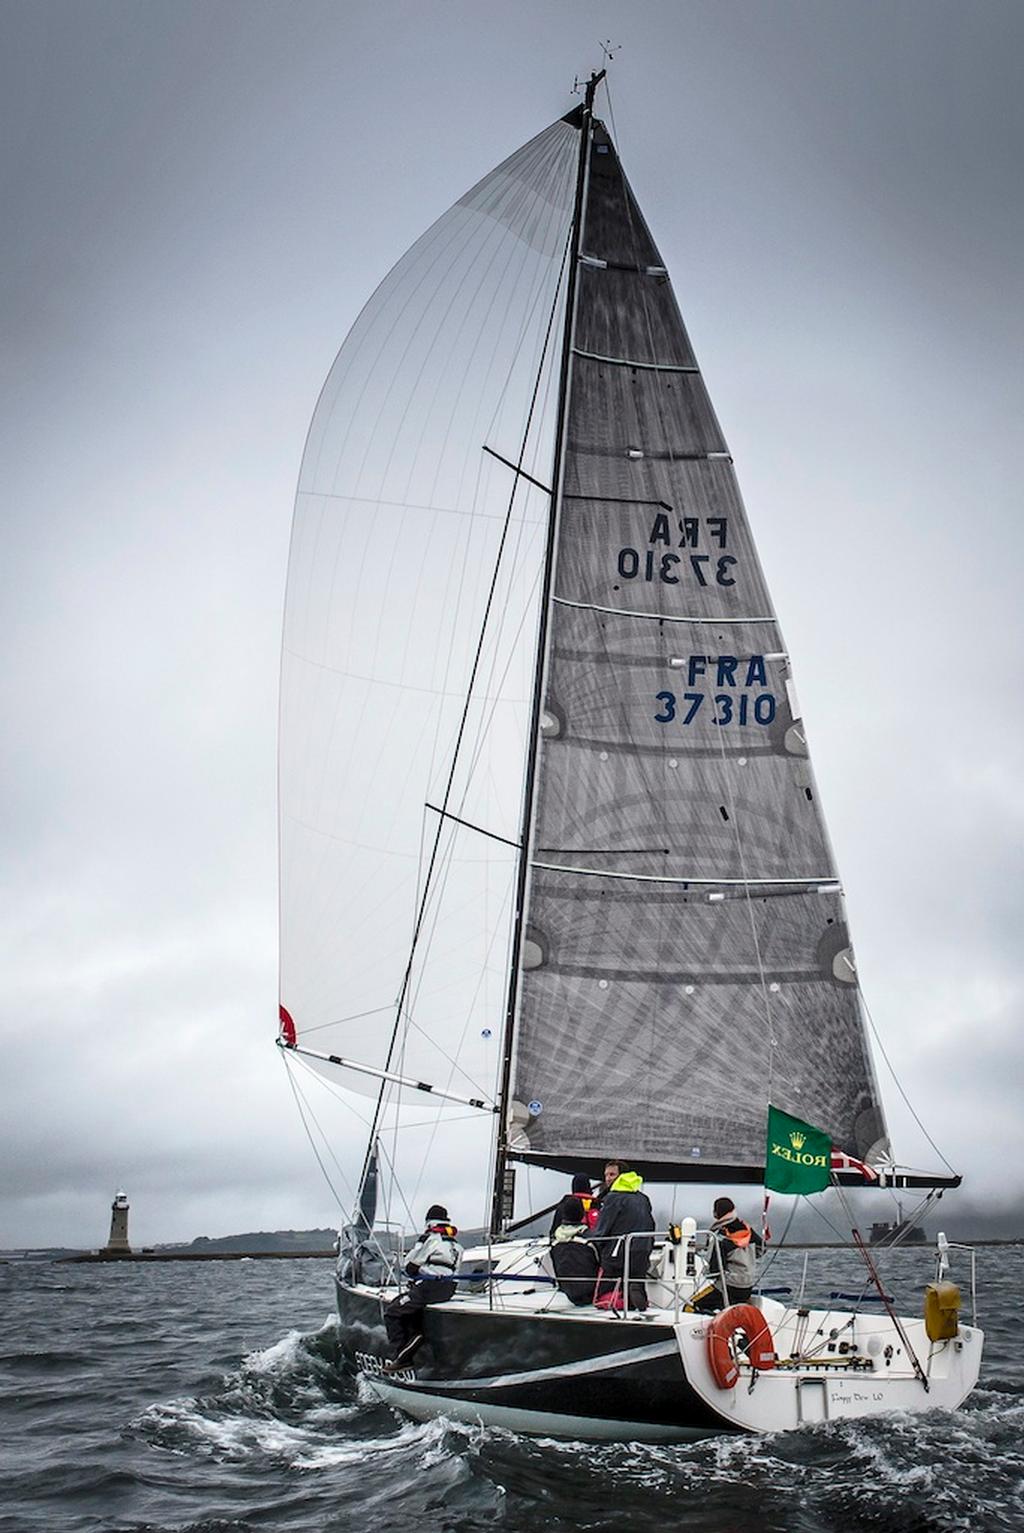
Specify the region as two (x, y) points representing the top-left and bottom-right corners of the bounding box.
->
(384, 1205), (462, 1364)
(693, 1197), (763, 1311)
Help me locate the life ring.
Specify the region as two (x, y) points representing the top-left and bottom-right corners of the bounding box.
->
(707, 1304), (776, 1390)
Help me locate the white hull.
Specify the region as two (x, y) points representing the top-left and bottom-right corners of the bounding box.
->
(675, 1297), (983, 1433)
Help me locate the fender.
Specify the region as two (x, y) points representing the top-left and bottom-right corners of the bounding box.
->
(707, 1304), (776, 1390)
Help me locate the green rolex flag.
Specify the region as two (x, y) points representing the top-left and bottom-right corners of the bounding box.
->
(765, 1105), (832, 1194)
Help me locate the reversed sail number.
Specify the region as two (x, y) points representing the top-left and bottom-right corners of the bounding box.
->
(617, 548), (736, 586)
(617, 514), (735, 586)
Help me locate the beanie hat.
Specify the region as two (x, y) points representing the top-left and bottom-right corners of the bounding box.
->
(571, 1174), (592, 1194)
(713, 1197), (736, 1219)
(426, 1204), (448, 1222)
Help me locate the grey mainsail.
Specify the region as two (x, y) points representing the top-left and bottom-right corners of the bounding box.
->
(509, 119), (890, 1178)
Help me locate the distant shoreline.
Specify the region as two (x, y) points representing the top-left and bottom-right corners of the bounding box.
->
(54, 1249), (339, 1264)
(6, 1235), (1013, 1264)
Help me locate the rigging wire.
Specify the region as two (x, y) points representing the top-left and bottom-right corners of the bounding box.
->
(407, 140), (574, 873)
(280, 1052), (351, 1218)
(374, 1132), (419, 1238)
(287, 1055), (403, 1270)
(289, 1051), (374, 1131)
(752, 1197), (800, 1286)
(375, 218), (572, 1191)
(298, 1002), (401, 1038)
(401, 117), (592, 1226)
(359, 222), (576, 1212)
(858, 988), (956, 1173)
(409, 883), (515, 1215)
(289, 1055), (371, 1193)
(284, 132), (573, 1005)
(395, 533), (548, 1214)
(401, 520), (552, 1220)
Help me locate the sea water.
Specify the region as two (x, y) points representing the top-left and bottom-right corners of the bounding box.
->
(1, 1247), (1021, 1532)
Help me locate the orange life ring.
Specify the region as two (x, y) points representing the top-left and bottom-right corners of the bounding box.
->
(707, 1303), (776, 1390)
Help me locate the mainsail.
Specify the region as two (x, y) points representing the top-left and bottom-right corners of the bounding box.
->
(507, 115), (890, 1180)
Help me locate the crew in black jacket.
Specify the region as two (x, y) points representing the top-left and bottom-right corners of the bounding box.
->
(591, 1164), (655, 1310)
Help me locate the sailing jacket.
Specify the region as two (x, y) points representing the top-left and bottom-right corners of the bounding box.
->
(592, 1173), (655, 1266)
(707, 1215), (763, 1293)
(550, 1192), (599, 1240)
(405, 1222), (463, 1281)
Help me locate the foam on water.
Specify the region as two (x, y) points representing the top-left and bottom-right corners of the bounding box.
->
(2, 1250), (1023, 1533)
(137, 1327), (1024, 1531)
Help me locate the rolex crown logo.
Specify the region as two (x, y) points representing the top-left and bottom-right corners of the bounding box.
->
(789, 1130), (806, 1150)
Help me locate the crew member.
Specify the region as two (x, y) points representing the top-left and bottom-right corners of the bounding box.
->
(592, 1162), (655, 1311)
(692, 1197), (763, 1312)
(549, 1174), (600, 1305)
(550, 1173), (599, 1238)
(383, 1204), (462, 1365)
(593, 1158), (623, 1208)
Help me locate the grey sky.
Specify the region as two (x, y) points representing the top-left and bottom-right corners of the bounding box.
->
(2, 1), (1021, 1247)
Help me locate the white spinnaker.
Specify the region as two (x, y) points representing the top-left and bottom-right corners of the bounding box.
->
(279, 119), (578, 1115)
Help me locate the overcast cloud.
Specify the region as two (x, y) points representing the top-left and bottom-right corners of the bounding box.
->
(2, 1), (1021, 1248)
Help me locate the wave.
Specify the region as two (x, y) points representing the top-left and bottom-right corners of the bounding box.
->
(116, 1317), (1024, 1533)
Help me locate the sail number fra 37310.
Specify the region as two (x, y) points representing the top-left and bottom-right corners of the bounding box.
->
(655, 654), (777, 726)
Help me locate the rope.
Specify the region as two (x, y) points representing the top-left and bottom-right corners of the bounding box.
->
(832, 1176), (929, 1389)
(280, 1052), (350, 1217)
(858, 988), (956, 1174)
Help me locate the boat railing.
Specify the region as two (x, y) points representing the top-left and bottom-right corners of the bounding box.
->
(459, 1227), (723, 1317)
(608, 1227), (727, 1321)
(443, 1228), (982, 1331)
(936, 1235), (979, 1325)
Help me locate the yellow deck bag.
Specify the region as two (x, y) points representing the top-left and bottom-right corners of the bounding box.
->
(924, 1280), (961, 1341)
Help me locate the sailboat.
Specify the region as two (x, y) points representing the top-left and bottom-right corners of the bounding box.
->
(277, 74), (983, 1438)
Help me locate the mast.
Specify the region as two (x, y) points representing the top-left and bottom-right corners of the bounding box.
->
(489, 70), (604, 1235)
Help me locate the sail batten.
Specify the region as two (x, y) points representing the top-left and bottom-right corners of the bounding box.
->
(571, 348), (701, 373)
(552, 597), (779, 623)
(530, 863), (839, 887)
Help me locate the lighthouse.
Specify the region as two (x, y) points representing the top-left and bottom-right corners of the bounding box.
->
(105, 1190), (131, 1254)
